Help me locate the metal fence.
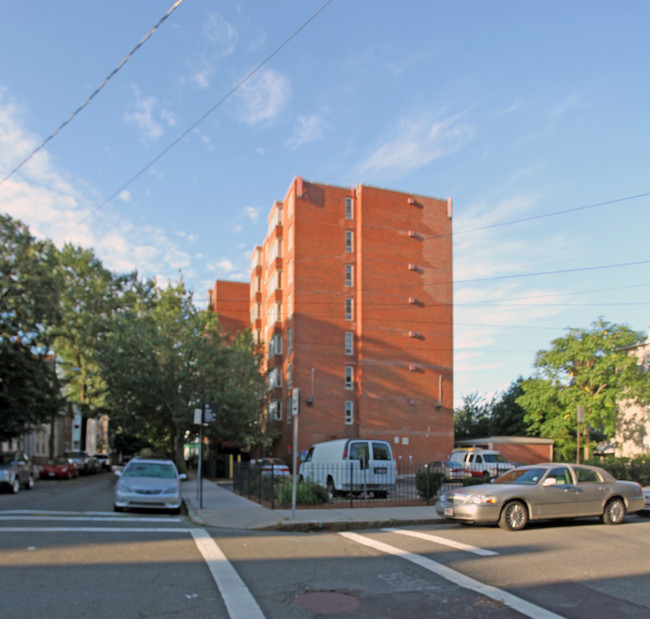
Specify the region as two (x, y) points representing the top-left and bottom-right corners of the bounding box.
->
(233, 460), (468, 509)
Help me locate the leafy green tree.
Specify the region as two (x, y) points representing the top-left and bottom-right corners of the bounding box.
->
(490, 377), (530, 436)
(96, 280), (266, 472)
(454, 391), (494, 439)
(0, 215), (63, 442)
(53, 244), (143, 424)
(517, 319), (650, 460)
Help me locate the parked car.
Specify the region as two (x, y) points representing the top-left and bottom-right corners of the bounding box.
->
(299, 438), (396, 499)
(643, 486), (650, 511)
(436, 462), (645, 531)
(251, 458), (290, 477)
(449, 448), (516, 480)
(63, 450), (97, 475)
(113, 458), (187, 514)
(0, 452), (35, 493)
(40, 458), (79, 480)
(427, 460), (471, 482)
(94, 453), (112, 471)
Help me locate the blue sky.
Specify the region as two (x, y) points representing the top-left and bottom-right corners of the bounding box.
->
(1, 1), (649, 407)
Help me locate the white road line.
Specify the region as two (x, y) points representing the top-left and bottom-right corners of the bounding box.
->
(340, 532), (566, 619)
(191, 529), (266, 619)
(382, 528), (498, 556)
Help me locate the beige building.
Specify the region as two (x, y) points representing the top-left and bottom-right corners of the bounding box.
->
(615, 329), (650, 457)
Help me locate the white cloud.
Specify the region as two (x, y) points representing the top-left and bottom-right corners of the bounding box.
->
(0, 98), (192, 286)
(124, 86), (167, 141)
(244, 206), (259, 223)
(360, 114), (474, 177)
(235, 69), (291, 125)
(548, 92), (582, 127)
(187, 13), (237, 89)
(118, 190), (131, 202)
(286, 114), (325, 150)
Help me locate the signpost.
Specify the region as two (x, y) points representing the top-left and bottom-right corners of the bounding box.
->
(195, 402), (217, 508)
(291, 388), (300, 519)
(577, 405), (585, 464)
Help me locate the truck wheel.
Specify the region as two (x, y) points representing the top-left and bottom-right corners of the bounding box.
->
(327, 478), (338, 499)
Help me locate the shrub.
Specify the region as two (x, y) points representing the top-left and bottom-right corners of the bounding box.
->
(462, 477), (489, 487)
(274, 478), (330, 506)
(415, 468), (444, 500)
(586, 455), (650, 486)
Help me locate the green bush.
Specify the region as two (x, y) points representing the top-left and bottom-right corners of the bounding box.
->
(462, 477), (489, 487)
(273, 478), (330, 506)
(415, 469), (444, 500)
(586, 455), (650, 486)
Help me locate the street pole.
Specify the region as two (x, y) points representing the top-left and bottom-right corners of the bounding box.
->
(291, 388), (300, 520)
(196, 406), (204, 506)
(577, 405), (584, 465)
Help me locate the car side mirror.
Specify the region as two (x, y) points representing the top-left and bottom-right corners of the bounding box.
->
(179, 473), (187, 481)
(542, 477), (557, 487)
(114, 470), (123, 478)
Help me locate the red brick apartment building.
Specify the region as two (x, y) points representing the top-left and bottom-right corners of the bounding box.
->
(208, 177), (453, 467)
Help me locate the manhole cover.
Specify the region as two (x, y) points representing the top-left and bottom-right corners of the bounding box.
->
(295, 591), (361, 614)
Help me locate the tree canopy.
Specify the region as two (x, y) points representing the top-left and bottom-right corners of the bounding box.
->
(96, 280), (266, 472)
(0, 215), (63, 441)
(517, 319), (650, 460)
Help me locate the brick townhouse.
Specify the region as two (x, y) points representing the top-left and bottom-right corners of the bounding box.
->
(208, 177), (453, 467)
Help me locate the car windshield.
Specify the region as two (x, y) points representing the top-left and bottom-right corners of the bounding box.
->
(495, 467), (546, 485)
(124, 463), (176, 479)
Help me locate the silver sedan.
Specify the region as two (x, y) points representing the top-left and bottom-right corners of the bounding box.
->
(114, 458), (186, 514)
(436, 462), (645, 531)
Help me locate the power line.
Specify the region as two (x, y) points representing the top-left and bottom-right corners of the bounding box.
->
(0, 0), (185, 188)
(57, 0), (334, 242)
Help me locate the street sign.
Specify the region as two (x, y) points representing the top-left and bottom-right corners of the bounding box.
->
(193, 408), (202, 424)
(204, 403), (218, 423)
(292, 388), (300, 417)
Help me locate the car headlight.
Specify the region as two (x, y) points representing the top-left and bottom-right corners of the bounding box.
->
(466, 494), (497, 505)
(117, 482), (133, 493)
(163, 485), (179, 495)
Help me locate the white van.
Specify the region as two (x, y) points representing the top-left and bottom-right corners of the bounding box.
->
(299, 438), (396, 498)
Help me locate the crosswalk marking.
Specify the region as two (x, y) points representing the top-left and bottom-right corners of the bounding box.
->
(191, 529), (266, 619)
(340, 531), (566, 619)
(382, 528), (498, 556)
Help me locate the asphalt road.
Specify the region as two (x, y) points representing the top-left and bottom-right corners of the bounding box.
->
(1, 474), (649, 618)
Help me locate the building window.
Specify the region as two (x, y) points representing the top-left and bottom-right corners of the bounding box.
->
(345, 230), (354, 253)
(287, 396), (292, 424)
(345, 366), (354, 390)
(287, 327), (293, 354)
(345, 264), (353, 287)
(345, 298), (353, 320)
(269, 400), (282, 421)
(268, 367), (282, 389)
(345, 196), (353, 220)
(345, 331), (354, 355)
(345, 401), (354, 425)
(269, 333), (282, 358)
(287, 363), (292, 390)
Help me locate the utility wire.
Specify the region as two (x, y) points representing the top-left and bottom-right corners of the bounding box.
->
(58, 0), (334, 242)
(0, 0), (185, 188)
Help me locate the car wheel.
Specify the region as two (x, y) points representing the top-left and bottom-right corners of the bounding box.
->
(327, 478), (338, 499)
(113, 505), (124, 513)
(602, 498), (625, 525)
(499, 500), (528, 531)
(11, 478), (21, 494)
(482, 471), (490, 481)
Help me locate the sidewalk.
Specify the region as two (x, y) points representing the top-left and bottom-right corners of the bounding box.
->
(181, 477), (444, 532)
